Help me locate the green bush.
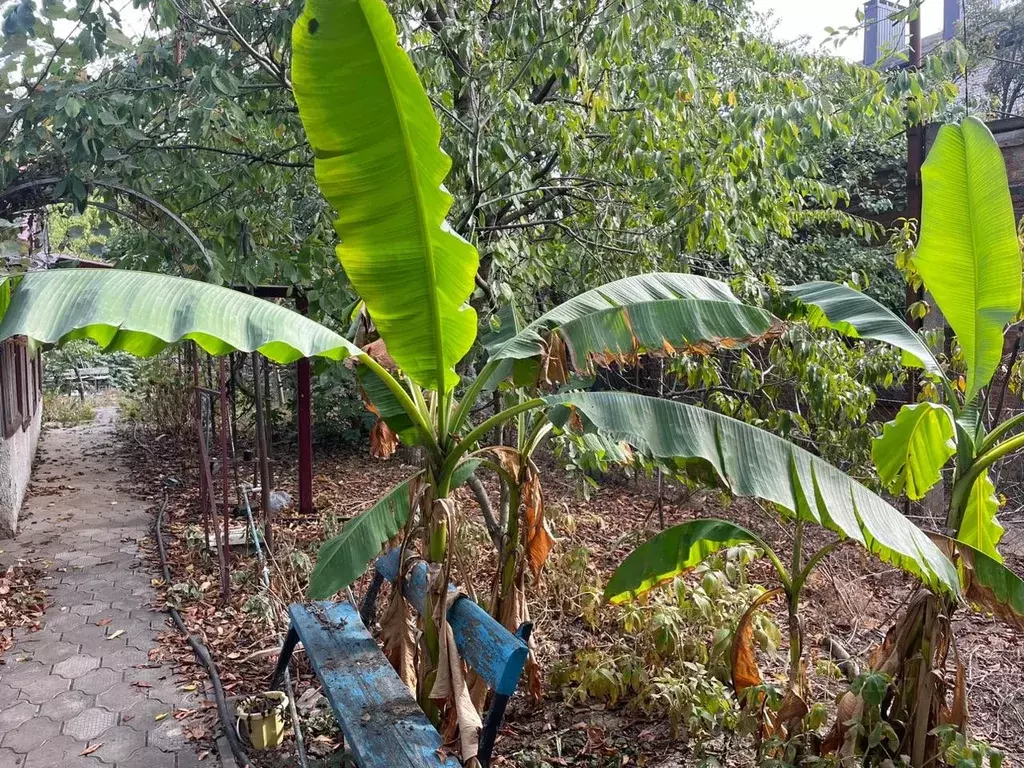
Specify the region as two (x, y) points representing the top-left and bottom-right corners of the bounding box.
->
(42, 393), (95, 426)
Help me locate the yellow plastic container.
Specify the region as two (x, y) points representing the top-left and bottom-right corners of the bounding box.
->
(236, 691), (289, 750)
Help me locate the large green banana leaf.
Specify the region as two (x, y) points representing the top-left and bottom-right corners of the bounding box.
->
(544, 392), (960, 596)
(872, 402), (956, 500)
(292, 0), (478, 393)
(604, 518), (764, 604)
(309, 475), (419, 598)
(957, 471), (1005, 562)
(0, 270), (359, 362)
(488, 273), (773, 373)
(783, 281), (943, 377)
(916, 117), (1021, 402)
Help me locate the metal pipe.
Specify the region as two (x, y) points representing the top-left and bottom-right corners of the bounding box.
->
(296, 294), (314, 515)
(252, 352), (274, 550)
(219, 357), (233, 592)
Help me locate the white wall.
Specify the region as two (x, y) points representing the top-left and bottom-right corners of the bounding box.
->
(0, 407), (42, 538)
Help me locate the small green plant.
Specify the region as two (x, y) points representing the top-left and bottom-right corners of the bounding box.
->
(42, 393), (95, 426)
(552, 546), (777, 749)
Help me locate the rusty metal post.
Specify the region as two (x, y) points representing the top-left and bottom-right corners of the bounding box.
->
(906, 6), (924, 332)
(218, 357), (232, 581)
(192, 346), (209, 548)
(296, 295), (314, 516)
(252, 351), (274, 550)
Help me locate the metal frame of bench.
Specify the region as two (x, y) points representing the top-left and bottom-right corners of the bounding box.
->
(272, 549), (532, 767)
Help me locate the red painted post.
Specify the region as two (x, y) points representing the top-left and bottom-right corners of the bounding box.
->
(296, 295), (314, 515)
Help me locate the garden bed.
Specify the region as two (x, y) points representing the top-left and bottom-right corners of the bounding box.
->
(118, 430), (1024, 766)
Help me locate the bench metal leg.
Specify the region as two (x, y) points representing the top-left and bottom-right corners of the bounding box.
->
(479, 622), (533, 768)
(359, 570), (385, 627)
(271, 625), (300, 690)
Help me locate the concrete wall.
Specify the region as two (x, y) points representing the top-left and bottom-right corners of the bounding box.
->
(0, 406), (41, 538)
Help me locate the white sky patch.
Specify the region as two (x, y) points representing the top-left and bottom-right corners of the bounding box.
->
(750, 0), (946, 61)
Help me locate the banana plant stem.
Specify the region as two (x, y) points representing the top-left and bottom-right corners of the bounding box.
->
(438, 399), (545, 495)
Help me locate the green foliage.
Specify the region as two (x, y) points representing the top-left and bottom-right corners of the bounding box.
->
(604, 518), (766, 604)
(551, 546), (777, 745)
(42, 392), (95, 426)
(916, 117), (1022, 402)
(43, 339), (140, 394)
(292, 0), (480, 393)
(871, 402), (956, 500)
(308, 476), (420, 599)
(546, 391), (960, 595)
(119, 353), (193, 442)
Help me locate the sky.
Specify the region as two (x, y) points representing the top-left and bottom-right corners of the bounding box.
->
(751, 0), (947, 61)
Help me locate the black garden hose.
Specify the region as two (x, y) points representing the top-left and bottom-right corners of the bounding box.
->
(154, 494), (253, 768)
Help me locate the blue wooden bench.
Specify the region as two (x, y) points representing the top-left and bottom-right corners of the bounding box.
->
(271, 549), (531, 767)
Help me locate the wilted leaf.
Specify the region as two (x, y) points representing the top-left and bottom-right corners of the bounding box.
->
(379, 589), (418, 695)
(731, 588), (783, 698)
(521, 465), (554, 579)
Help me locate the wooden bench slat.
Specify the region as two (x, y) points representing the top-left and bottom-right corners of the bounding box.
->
(289, 601), (461, 768)
(376, 549), (529, 696)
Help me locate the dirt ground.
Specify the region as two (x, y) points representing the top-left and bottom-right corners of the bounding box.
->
(113, 430), (1024, 768)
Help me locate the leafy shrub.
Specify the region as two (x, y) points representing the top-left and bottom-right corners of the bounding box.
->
(549, 545), (780, 746)
(43, 339), (140, 394)
(42, 393), (95, 426)
(120, 353), (193, 441)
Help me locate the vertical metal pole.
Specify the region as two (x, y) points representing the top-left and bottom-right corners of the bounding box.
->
(906, 4), (925, 395)
(252, 351), (274, 550)
(219, 357), (232, 581)
(296, 295), (314, 516)
(192, 346), (210, 549)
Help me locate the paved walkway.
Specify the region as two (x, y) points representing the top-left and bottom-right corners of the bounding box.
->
(0, 409), (205, 768)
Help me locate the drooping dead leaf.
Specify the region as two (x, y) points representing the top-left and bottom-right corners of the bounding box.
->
(731, 588), (783, 700)
(776, 688), (809, 729)
(499, 575), (542, 705)
(380, 589), (418, 695)
(430, 593), (482, 763)
(957, 545), (1024, 630)
(361, 339), (397, 371)
(521, 465), (555, 579)
(369, 419), (399, 459)
(540, 332), (570, 387)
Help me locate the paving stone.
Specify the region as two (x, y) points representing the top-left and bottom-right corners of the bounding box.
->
(0, 717), (60, 754)
(101, 647), (149, 671)
(18, 673), (70, 705)
(73, 668), (121, 695)
(146, 718), (188, 753)
(126, 747), (176, 768)
(0, 663), (49, 693)
(95, 681), (149, 713)
(42, 611), (86, 634)
(21, 640), (79, 666)
(52, 655), (101, 680)
(120, 699), (174, 731)
(64, 707), (118, 741)
(4, 413), (204, 767)
(0, 703), (37, 735)
(88, 725), (147, 764)
(21, 735), (97, 768)
(38, 690), (92, 722)
(70, 602), (111, 618)
(122, 665), (172, 686)
(174, 750), (203, 768)
(0, 747), (24, 767)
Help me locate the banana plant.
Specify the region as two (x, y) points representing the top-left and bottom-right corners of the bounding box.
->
(0, 3), (1008, 766)
(605, 117), (1024, 765)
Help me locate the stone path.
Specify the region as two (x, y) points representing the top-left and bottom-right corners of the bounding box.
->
(0, 408), (207, 768)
